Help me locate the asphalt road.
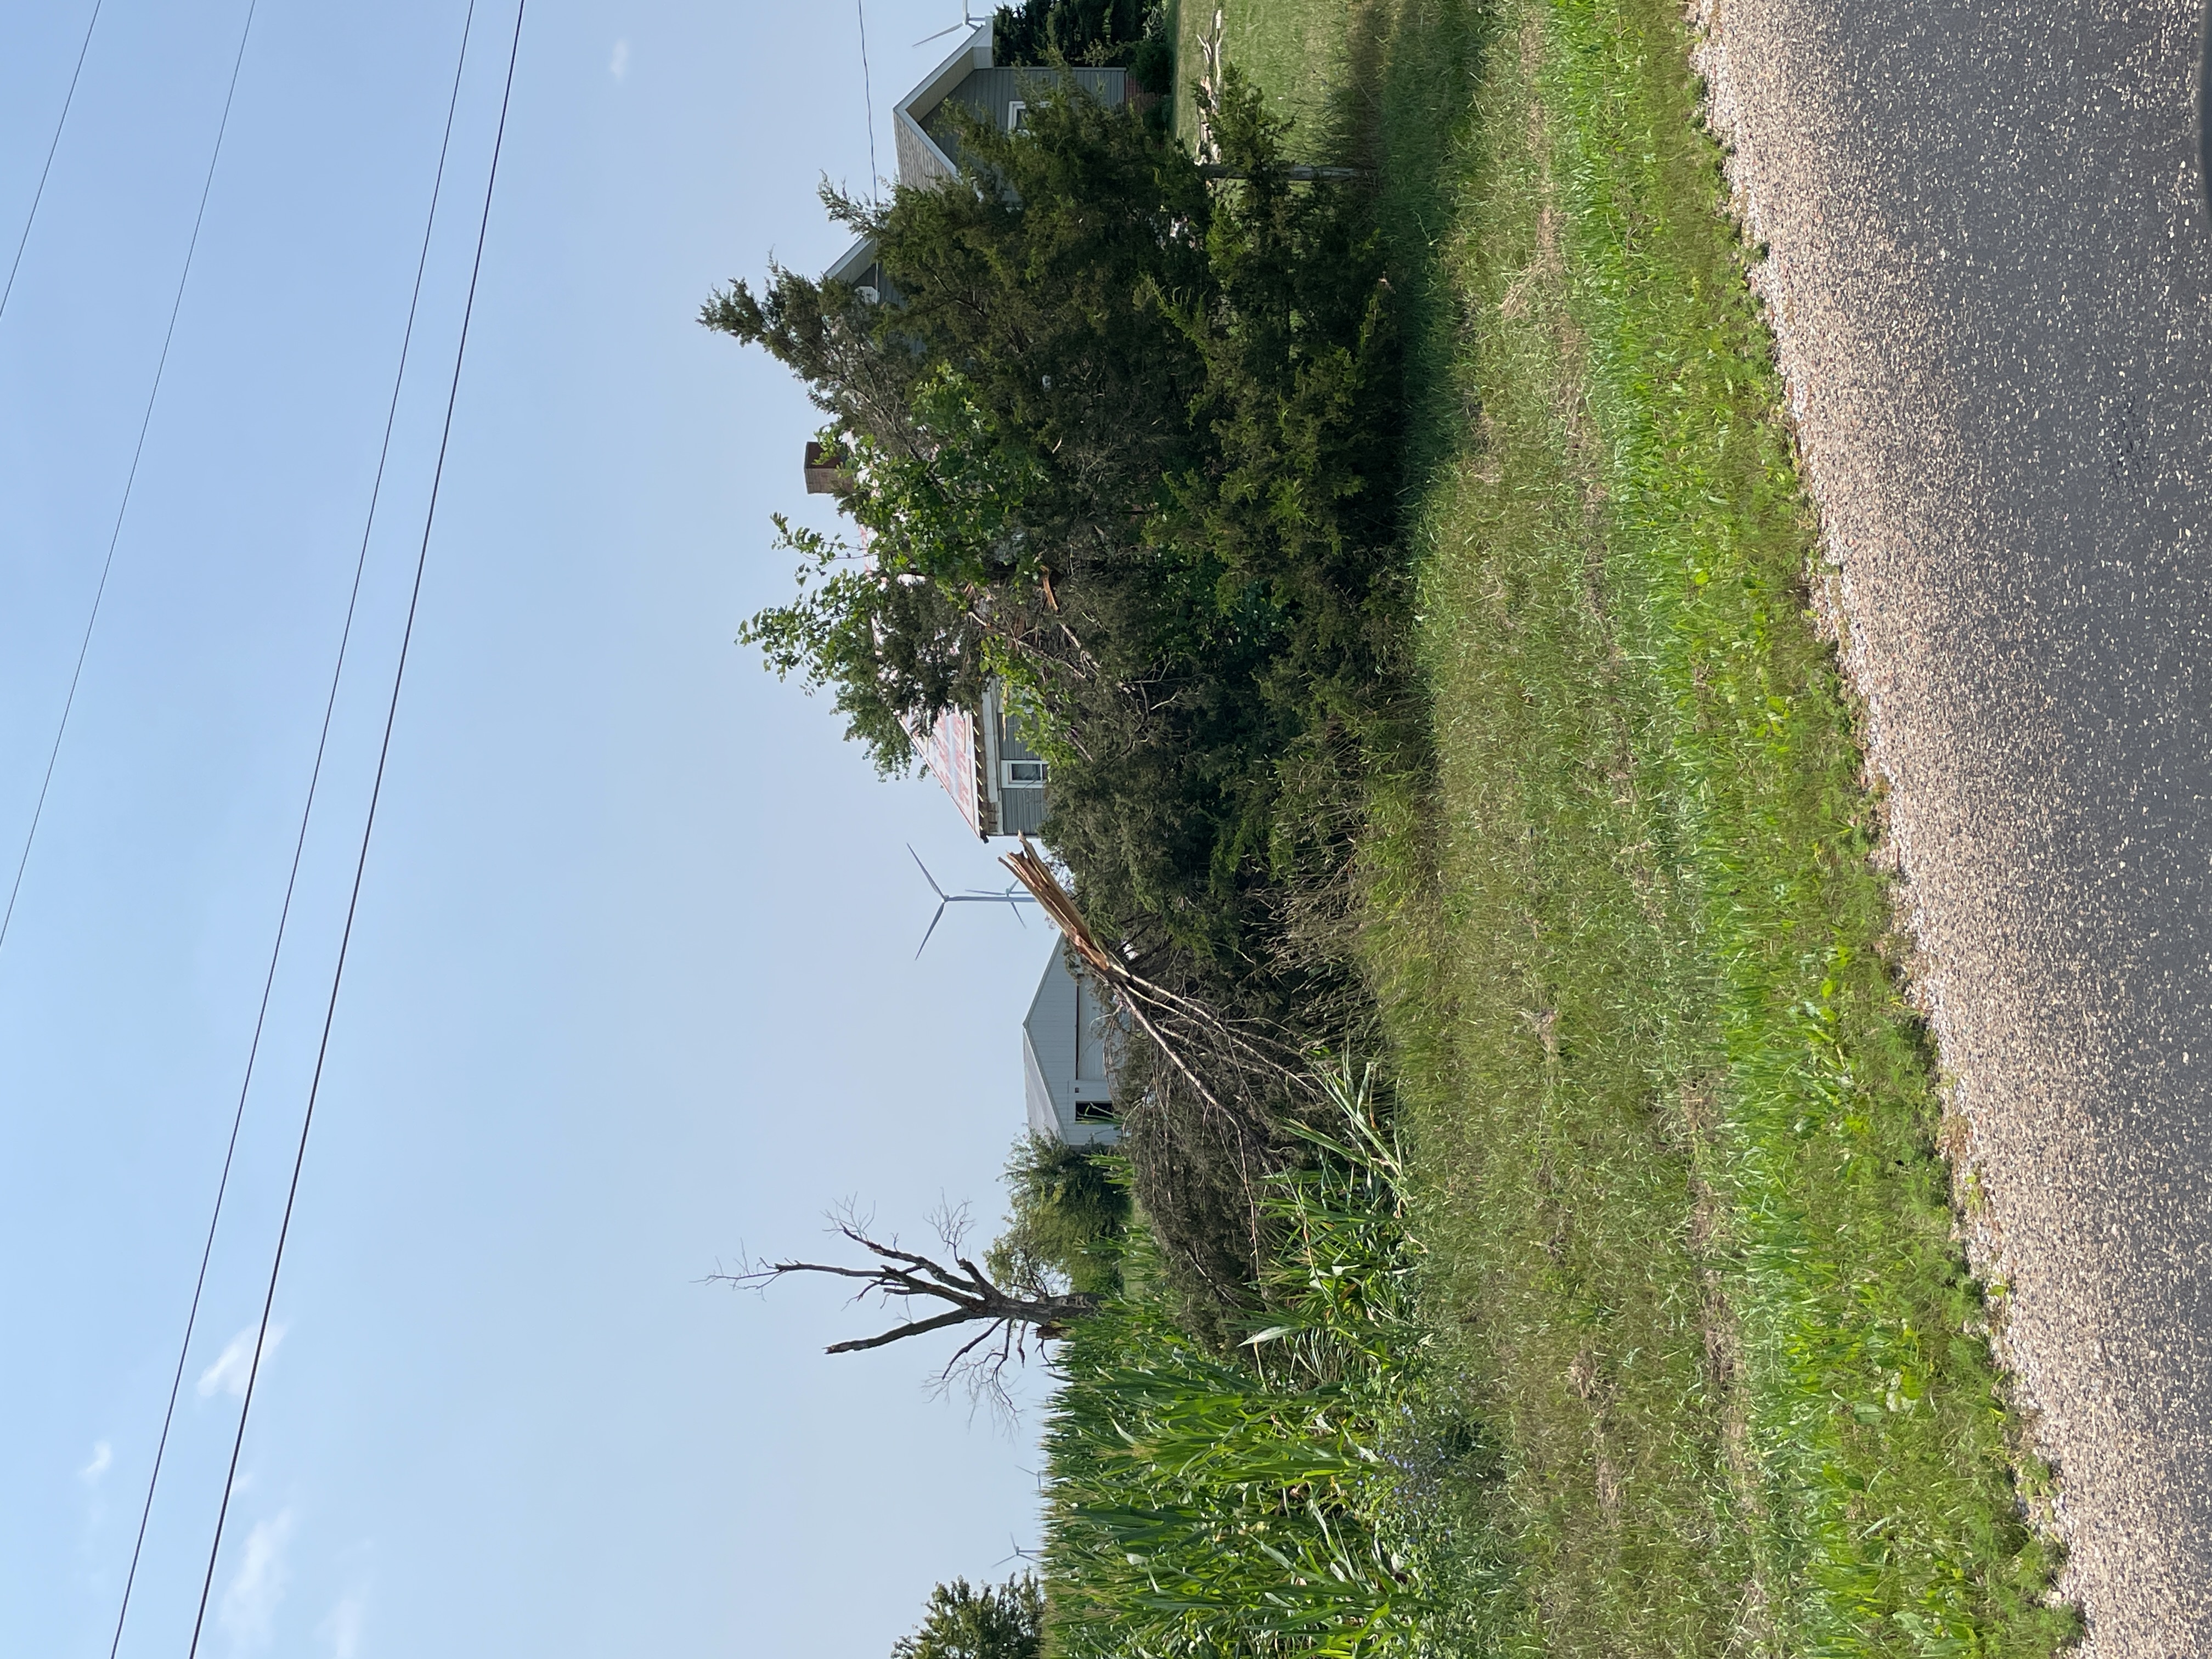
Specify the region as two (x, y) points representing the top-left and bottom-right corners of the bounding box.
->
(1696, 2), (2212, 1649)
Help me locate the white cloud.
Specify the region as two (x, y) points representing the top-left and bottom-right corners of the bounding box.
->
(80, 1441), (112, 1483)
(609, 38), (629, 80)
(198, 1322), (285, 1400)
(219, 1510), (295, 1650)
(318, 1592), (367, 1659)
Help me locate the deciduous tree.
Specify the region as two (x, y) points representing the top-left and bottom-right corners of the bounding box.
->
(891, 1574), (1044, 1659)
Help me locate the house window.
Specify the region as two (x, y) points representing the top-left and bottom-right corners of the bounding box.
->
(1075, 1098), (1116, 1123)
(1005, 759), (1047, 788)
(1007, 99), (1028, 131)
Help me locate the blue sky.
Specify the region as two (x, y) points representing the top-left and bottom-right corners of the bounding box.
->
(0, 2), (1056, 1654)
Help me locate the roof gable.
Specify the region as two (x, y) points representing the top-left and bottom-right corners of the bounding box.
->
(894, 22), (994, 186)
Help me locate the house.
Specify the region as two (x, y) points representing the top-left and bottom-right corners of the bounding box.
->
(820, 25), (1130, 297)
(808, 22), (1128, 840)
(882, 23), (1128, 189)
(1022, 941), (1120, 1147)
(912, 687), (1048, 839)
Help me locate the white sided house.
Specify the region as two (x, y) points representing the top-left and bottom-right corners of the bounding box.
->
(1022, 943), (1120, 1147)
(802, 24), (1137, 839)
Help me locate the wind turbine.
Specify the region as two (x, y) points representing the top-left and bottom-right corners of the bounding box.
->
(913, 2), (988, 48)
(909, 845), (1037, 957)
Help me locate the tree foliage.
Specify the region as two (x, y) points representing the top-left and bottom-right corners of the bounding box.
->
(891, 1575), (1045, 1659)
(707, 72), (1407, 982)
(710, 72), (1414, 1335)
(992, 0), (1154, 70)
(986, 1135), (1131, 1299)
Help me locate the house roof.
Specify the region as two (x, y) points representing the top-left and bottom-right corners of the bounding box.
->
(825, 23), (992, 297)
(823, 237), (881, 287)
(893, 22), (996, 187)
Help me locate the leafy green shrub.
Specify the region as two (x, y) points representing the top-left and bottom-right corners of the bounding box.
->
(1129, 31), (1173, 97)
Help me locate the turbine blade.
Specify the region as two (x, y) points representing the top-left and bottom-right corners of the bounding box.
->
(907, 844), (946, 900)
(911, 21), (965, 45)
(916, 900), (948, 959)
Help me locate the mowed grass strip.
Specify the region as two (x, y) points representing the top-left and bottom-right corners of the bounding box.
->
(1359, 7), (1760, 1646)
(1193, 0), (2078, 1650)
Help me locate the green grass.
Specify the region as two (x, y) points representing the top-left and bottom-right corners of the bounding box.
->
(1192, 0), (2079, 1652)
(1170, 0), (1360, 151)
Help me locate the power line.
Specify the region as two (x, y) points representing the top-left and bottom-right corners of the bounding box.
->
(856, 0), (879, 193)
(183, 3), (531, 1652)
(0, 0), (106, 321)
(0, 0), (261, 958)
(100, 4), (484, 1653)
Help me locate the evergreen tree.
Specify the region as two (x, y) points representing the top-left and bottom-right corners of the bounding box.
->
(992, 0), (1149, 69)
(705, 76), (1399, 968)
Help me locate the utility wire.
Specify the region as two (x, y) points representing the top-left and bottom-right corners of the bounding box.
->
(183, 4), (529, 1652)
(0, 0), (260, 958)
(101, 5), (483, 1654)
(1, 0), (106, 321)
(856, 0), (879, 194)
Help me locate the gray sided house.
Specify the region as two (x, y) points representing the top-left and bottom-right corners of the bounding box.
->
(808, 22), (1126, 840)
(892, 24), (1128, 191)
(1022, 941), (1120, 1147)
(821, 26), (1129, 293)
(910, 682), (1048, 840)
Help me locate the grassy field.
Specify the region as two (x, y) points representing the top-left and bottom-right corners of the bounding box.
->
(1181, 0), (2079, 1652)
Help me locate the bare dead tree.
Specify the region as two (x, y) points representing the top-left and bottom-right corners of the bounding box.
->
(713, 1210), (1099, 1408)
(725, 855), (1331, 1393)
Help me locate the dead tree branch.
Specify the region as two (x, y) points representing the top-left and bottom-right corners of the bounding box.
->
(712, 1217), (1099, 1405)
(997, 839), (1328, 1274)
